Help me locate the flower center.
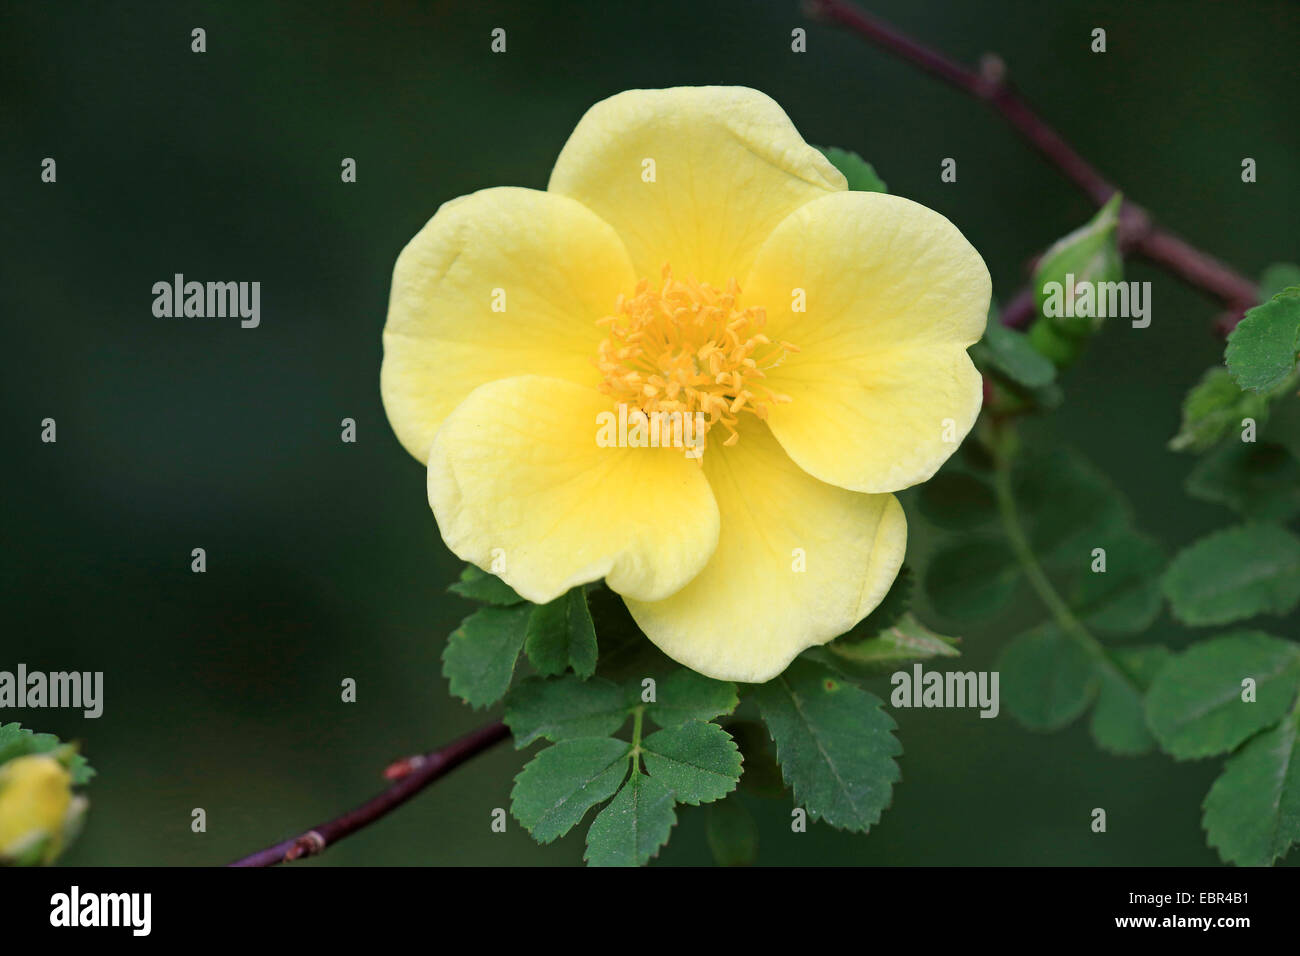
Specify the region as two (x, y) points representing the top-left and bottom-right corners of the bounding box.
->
(595, 265), (797, 452)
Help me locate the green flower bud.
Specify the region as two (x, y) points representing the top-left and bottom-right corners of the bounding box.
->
(1028, 315), (1087, 368)
(1033, 193), (1124, 339)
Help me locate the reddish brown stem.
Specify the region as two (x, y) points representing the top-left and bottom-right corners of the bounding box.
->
(227, 721), (510, 867)
(807, 0), (1258, 326)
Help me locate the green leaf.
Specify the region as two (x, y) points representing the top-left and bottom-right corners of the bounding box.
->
(0, 723), (60, 766)
(447, 564), (524, 605)
(510, 737), (630, 843)
(583, 769), (677, 867)
(504, 675), (628, 747)
(977, 321), (1057, 389)
(1162, 524), (1300, 626)
(1202, 711), (1300, 866)
(1032, 193), (1123, 339)
(1145, 631), (1300, 759)
(1089, 646), (1170, 756)
(1226, 287), (1300, 393)
(640, 721), (742, 806)
(524, 587), (598, 678)
(997, 623), (1098, 731)
(639, 669), (739, 730)
(829, 612), (960, 670)
(706, 796), (759, 866)
(0, 724), (95, 785)
(0, 723), (43, 757)
(1169, 367), (1272, 453)
(754, 658), (901, 832)
(1069, 531), (1165, 636)
(817, 146), (887, 192)
(1187, 440), (1300, 523)
(442, 605), (531, 708)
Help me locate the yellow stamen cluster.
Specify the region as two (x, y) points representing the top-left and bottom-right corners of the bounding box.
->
(595, 265), (797, 452)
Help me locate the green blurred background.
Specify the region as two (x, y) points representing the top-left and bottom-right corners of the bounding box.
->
(2, 0), (1296, 866)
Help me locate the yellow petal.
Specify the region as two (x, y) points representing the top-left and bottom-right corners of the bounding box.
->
(548, 87), (845, 284)
(744, 190), (990, 493)
(382, 187), (636, 463)
(624, 422), (906, 683)
(427, 376), (720, 605)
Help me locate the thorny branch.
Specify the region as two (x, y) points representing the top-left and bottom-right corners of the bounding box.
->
(227, 721), (509, 867)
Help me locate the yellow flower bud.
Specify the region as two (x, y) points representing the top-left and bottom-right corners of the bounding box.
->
(0, 754), (74, 865)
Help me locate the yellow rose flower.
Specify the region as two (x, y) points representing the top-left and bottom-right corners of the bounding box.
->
(0, 754), (75, 864)
(382, 86), (990, 683)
